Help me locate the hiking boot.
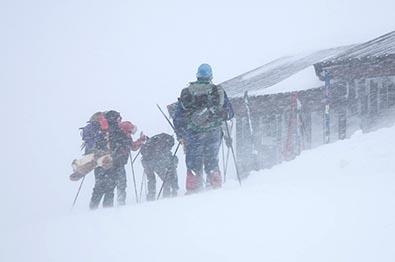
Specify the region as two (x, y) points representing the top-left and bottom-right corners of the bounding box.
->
(209, 170), (222, 189)
(171, 190), (178, 197)
(162, 187), (171, 198)
(146, 192), (156, 201)
(186, 170), (203, 193)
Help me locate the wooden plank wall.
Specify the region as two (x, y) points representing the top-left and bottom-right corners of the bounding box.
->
(230, 75), (395, 177)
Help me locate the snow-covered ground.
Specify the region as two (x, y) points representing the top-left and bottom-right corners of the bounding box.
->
(4, 124), (395, 262)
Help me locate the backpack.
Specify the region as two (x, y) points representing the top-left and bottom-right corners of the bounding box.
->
(80, 112), (109, 154)
(141, 133), (174, 160)
(179, 82), (225, 131)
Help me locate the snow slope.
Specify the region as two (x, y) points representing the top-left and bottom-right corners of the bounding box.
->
(4, 124), (395, 262)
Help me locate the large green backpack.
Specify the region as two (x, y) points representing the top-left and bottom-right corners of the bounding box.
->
(179, 82), (225, 131)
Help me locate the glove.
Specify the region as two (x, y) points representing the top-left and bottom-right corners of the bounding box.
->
(224, 136), (232, 148)
(219, 109), (230, 121)
(176, 134), (184, 145)
(212, 108), (227, 120)
(223, 111), (229, 120)
(138, 132), (148, 143)
(178, 138), (187, 154)
(131, 132), (148, 151)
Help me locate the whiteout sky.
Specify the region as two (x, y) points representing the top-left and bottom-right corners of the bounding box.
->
(0, 0), (394, 233)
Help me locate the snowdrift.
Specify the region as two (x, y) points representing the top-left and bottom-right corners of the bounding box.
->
(3, 125), (395, 262)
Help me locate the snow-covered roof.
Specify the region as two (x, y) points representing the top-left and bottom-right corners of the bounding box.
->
(247, 66), (322, 96)
(321, 30), (395, 65)
(223, 31), (395, 98)
(221, 46), (353, 97)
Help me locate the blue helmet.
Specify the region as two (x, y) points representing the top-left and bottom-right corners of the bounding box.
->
(196, 63), (213, 80)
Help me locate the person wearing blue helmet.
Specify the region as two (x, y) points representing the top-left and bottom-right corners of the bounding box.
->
(173, 64), (234, 194)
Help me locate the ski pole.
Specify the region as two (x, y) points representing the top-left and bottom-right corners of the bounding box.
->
(156, 104), (176, 131)
(223, 120), (233, 182)
(71, 176), (85, 210)
(224, 147), (230, 181)
(139, 171), (146, 202)
(224, 121), (242, 186)
(157, 141), (181, 200)
(155, 103), (181, 198)
(132, 149), (141, 164)
(129, 154), (139, 203)
(221, 139), (226, 183)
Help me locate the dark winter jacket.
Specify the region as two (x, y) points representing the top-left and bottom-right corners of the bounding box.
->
(108, 123), (132, 168)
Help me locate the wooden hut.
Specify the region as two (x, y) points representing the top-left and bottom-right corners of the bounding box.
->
(221, 31), (395, 177)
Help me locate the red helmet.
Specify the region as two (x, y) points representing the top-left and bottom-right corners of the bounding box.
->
(119, 121), (137, 135)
